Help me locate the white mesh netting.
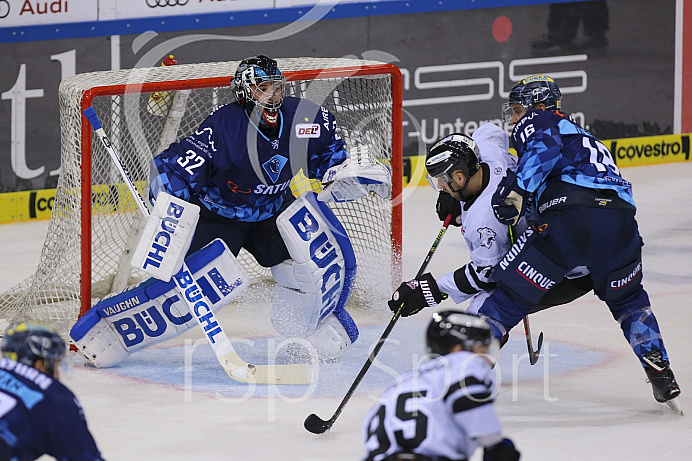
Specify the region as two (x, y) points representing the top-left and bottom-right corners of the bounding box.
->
(0, 58), (400, 333)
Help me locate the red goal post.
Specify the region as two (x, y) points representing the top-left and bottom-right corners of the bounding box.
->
(0, 58), (403, 330)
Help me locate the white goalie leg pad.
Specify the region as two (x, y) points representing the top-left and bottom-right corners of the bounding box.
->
(131, 191), (200, 282)
(70, 239), (249, 368)
(317, 145), (392, 202)
(272, 192), (358, 353)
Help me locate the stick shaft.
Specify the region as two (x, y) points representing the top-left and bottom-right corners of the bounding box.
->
(322, 214), (453, 428)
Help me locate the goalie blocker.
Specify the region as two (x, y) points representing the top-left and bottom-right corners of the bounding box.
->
(70, 239), (250, 367)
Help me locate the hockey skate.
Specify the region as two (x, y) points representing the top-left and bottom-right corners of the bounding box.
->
(642, 350), (683, 414)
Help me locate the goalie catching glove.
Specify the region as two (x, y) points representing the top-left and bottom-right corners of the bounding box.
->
(491, 170), (530, 226)
(317, 146), (391, 202)
(388, 273), (447, 317)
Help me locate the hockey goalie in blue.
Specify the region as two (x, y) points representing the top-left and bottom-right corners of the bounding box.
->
(146, 55), (391, 361)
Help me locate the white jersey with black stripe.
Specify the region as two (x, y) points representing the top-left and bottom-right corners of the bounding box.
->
(361, 350), (503, 461)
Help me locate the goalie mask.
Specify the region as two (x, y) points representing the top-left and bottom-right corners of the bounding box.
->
(425, 133), (480, 195)
(231, 55), (286, 126)
(1, 321), (66, 377)
(426, 311), (493, 356)
(503, 75), (562, 124)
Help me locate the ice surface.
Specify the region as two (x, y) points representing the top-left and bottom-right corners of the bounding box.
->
(1, 162), (691, 460)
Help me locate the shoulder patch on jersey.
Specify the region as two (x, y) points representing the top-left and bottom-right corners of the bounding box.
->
(296, 123), (321, 138)
(477, 227), (497, 249)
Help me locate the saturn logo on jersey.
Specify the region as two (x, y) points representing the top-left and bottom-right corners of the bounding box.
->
(296, 123), (321, 138)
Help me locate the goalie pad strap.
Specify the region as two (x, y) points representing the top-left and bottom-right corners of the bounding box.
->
(70, 239), (249, 367)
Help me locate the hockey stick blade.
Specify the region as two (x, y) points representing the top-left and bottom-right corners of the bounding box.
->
(303, 215), (453, 433)
(83, 107), (313, 385)
(528, 331), (544, 365)
(304, 413), (332, 434)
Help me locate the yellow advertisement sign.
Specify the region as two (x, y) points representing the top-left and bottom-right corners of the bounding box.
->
(606, 134), (690, 168)
(0, 189), (56, 224)
(1, 134), (690, 224)
(403, 133), (691, 187)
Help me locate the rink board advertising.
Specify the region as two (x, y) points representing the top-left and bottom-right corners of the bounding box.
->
(0, 0), (681, 215)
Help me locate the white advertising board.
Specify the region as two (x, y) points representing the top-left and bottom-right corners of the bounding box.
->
(97, 0), (275, 20)
(0, 0), (97, 26)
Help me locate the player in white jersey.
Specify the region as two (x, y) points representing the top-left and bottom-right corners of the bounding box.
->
(432, 125), (519, 315)
(388, 125), (592, 324)
(361, 311), (520, 461)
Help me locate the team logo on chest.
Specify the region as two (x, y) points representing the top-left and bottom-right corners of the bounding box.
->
(262, 154), (288, 183)
(271, 139), (280, 150)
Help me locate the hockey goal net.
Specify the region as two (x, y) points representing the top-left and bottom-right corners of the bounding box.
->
(0, 58), (402, 332)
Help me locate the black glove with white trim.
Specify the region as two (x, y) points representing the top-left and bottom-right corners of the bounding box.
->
(436, 191), (462, 227)
(388, 273), (446, 317)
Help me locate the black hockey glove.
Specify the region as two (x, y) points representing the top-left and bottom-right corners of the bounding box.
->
(436, 191), (462, 227)
(388, 273), (446, 317)
(483, 438), (521, 461)
(491, 170), (530, 226)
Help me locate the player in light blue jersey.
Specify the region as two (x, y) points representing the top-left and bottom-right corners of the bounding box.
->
(484, 75), (679, 407)
(0, 322), (104, 461)
(386, 75), (680, 410)
(148, 55), (391, 360)
(362, 311), (520, 461)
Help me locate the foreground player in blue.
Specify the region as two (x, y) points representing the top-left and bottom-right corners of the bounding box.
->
(389, 75), (680, 409)
(0, 322), (104, 461)
(362, 311), (520, 461)
(149, 55), (390, 360)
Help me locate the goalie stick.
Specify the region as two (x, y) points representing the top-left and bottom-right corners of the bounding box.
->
(304, 214), (453, 434)
(83, 107), (313, 385)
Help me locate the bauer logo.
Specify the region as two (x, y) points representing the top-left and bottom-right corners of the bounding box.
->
(296, 124), (321, 138)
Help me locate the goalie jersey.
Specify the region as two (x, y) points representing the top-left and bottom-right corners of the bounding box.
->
(362, 350), (502, 461)
(150, 96), (349, 221)
(0, 358), (104, 461)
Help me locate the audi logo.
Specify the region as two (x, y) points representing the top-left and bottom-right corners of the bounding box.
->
(146, 0), (189, 7)
(0, 0), (10, 19)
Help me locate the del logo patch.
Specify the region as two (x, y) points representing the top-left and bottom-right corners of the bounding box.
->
(296, 123), (321, 138)
(262, 155), (288, 183)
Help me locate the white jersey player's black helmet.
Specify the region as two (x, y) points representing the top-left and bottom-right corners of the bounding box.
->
(1, 321), (66, 376)
(426, 310), (493, 356)
(231, 55), (286, 125)
(425, 133), (480, 194)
